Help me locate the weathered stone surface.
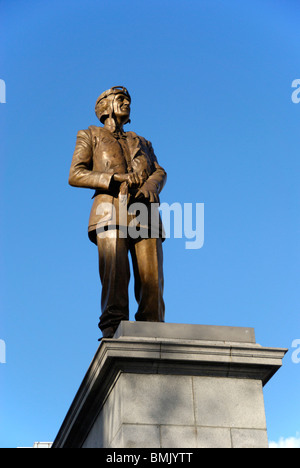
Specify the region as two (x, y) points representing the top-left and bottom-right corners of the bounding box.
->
(52, 322), (287, 448)
(115, 321), (256, 343)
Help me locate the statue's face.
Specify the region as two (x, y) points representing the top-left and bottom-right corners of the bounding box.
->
(112, 93), (131, 123)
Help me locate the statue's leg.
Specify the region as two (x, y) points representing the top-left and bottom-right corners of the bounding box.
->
(131, 237), (165, 323)
(97, 229), (130, 335)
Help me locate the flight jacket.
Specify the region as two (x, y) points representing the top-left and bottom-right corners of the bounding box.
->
(69, 125), (167, 244)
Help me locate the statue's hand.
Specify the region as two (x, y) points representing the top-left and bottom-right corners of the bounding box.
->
(113, 173), (129, 183)
(135, 185), (159, 203)
(129, 169), (150, 187)
(114, 170), (149, 188)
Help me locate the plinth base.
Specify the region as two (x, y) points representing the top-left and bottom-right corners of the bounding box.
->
(52, 322), (287, 448)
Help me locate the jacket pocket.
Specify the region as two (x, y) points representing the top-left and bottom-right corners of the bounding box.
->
(89, 194), (115, 229)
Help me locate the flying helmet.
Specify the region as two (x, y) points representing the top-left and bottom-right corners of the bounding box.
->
(95, 86), (131, 124)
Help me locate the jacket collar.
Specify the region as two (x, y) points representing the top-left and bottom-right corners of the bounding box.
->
(98, 126), (140, 159)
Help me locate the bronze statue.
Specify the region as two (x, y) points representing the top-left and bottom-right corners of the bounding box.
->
(69, 86), (167, 338)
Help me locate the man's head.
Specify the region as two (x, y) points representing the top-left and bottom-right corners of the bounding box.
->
(95, 86), (131, 125)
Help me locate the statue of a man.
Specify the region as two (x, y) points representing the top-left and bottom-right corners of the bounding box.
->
(69, 86), (167, 338)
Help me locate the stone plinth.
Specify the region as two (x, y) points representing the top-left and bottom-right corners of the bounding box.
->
(52, 322), (287, 448)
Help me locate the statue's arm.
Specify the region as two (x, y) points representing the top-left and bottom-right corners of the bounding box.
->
(147, 159), (167, 194)
(135, 141), (167, 203)
(68, 129), (114, 190)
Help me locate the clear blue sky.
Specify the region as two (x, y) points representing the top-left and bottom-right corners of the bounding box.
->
(1, 0), (299, 448)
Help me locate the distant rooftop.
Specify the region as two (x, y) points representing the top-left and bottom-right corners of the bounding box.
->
(18, 442), (52, 448)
